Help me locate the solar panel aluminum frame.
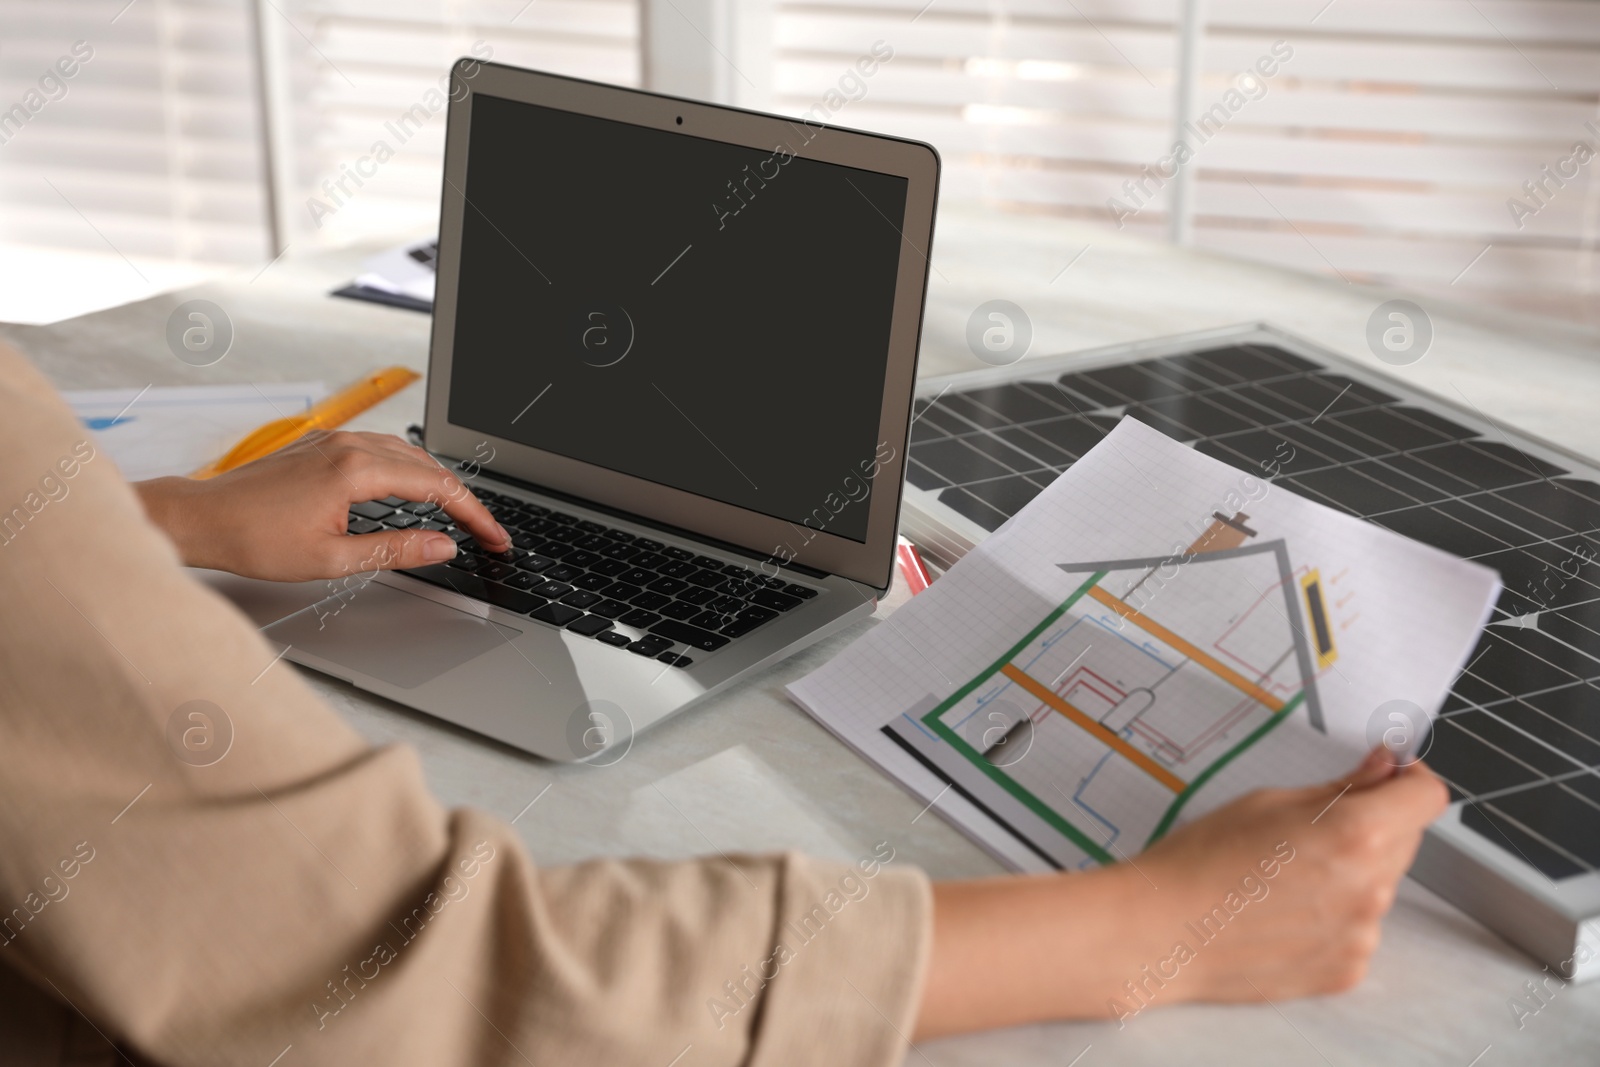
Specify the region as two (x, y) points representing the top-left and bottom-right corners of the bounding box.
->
(900, 320), (1600, 983)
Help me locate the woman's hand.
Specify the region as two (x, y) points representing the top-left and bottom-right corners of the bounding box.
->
(134, 430), (511, 582)
(916, 748), (1449, 1038)
(1134, 748), (1448, 1005)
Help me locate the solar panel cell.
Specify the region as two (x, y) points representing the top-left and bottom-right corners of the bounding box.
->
(1255, 375), (1346, 413)
(993, 426), (1076, 468)
(1135, 358), (1218, 393)
(1518, 683), (1600, 744)
(939, 393), (1015, 430)
(910, 438), (1016, 484)
(1121, 406), (1197, 442)
(1077, 363), (1184, 402)
(1277, 423), (1366, 465)
(1373, 453), (1479, 498)
(905, 459), (949, 491)
(962, 433), (1050, 474)
(936, 487), (1009, 531)
(1449, 708), (1587, 776)
(1282, 465), (1419, 515)
(1466, 631), (1584, 695)
(1413, 444), (1546, 492)
(1157, 351), (1248, 385)
(1134, 394), (1256, 437)
(1428, 717), (1546, 795)
(1330, 407), (1456, 451)
(1190, 344), (1299, 381)
(1022, 416), (1113, 456)
(1492, 700), (1600, 766)
(964, 476), (1045, 516)
(1485, 782), (1600, 868)
(1461, 801), (1585, 879)
(1397, 406), (1478, 441)
(1373, 506), (1511, 558)
(1499, 481), (1600, 533)
(959, 384), (1069, 425)
(1050, 376), (1119, 410)
(1436, 498), (1540, 549)
(1561, 771), (1600, 805)
(1203, 386), (1299, 425)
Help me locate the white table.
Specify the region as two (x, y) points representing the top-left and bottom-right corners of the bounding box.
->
(7, 203), (1599, 1065)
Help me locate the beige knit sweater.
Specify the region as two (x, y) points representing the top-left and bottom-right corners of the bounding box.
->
(0, 343), (931, 1066)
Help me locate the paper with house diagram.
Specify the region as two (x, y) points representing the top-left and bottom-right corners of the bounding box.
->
(789, 418), (1501, 872)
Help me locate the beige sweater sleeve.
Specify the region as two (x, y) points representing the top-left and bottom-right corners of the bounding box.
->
(0, 343), (931, 1066)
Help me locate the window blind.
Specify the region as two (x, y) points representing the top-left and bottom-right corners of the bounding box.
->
(0, 0), (268, 265)
(771, 0), (1600, 324)
(3, 0), (1595, 326)
(278, 0), (640, 247)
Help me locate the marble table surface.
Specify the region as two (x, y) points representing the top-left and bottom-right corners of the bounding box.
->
(5, 202), (1598, 1065)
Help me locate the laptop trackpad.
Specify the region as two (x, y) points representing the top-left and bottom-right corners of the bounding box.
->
(264, 582), (520, 689)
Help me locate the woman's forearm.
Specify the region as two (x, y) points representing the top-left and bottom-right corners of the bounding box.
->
(918, 865), (1154, 1038)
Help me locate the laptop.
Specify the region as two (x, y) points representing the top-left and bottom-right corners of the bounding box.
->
(205, 59), (940, 762)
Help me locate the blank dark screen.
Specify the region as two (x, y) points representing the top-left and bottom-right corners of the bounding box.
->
(447, 93), (909, 543)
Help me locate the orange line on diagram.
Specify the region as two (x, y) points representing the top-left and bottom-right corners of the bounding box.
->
(1000, 664), (1187, 793)
(1085, 586), (1286, 713)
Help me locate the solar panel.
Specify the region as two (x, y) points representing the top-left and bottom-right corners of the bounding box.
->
(901, 324), (1600, 979)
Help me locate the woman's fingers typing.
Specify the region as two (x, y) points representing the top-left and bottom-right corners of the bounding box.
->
(326, 434), (511, 557)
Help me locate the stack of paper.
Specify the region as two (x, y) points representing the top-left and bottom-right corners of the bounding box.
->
(333, 239), (437, 312)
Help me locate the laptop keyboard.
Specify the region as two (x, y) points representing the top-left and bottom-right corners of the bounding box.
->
(345, 490), (818, 668)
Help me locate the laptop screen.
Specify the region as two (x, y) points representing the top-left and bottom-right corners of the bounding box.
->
(446, 93), (909, 545)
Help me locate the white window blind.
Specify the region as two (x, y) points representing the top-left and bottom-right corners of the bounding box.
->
(0, 0), (638, 322)
(0, 0), (268, 260)
(0, 0), (269, 319)
(771, 0), (1600, 325)
(276, 0), (640, 248)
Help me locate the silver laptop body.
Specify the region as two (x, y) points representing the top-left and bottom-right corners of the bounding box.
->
(209, 60), (940, 762)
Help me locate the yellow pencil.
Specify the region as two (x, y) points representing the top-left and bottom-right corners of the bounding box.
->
(189, 366), (422, 479)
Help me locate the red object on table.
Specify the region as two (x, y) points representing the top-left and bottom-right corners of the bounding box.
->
(896, 536), (932, 595)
